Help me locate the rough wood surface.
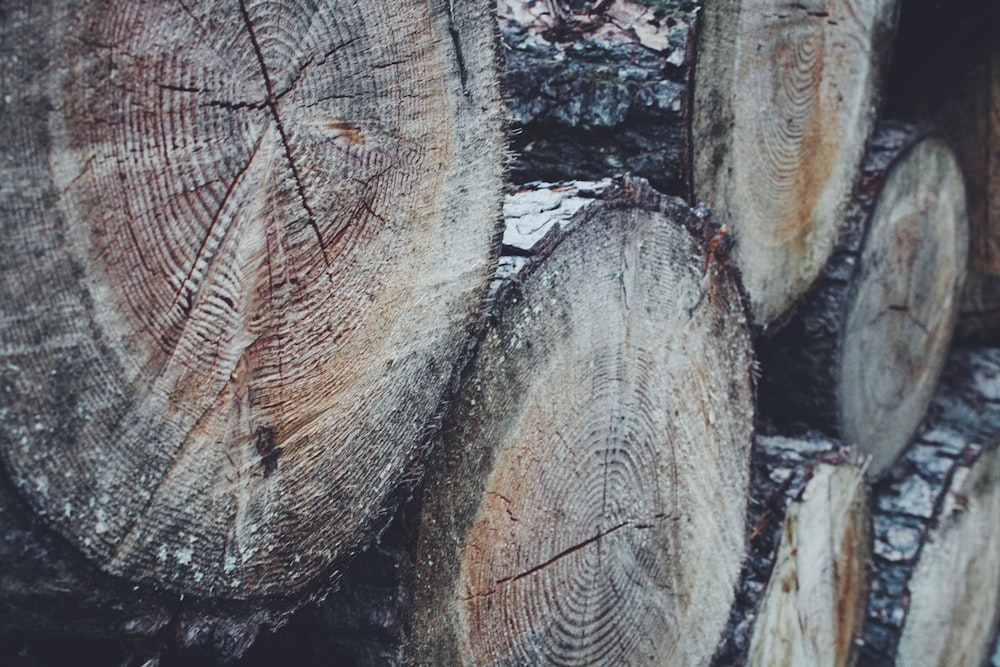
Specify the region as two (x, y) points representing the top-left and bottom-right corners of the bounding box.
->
(859, 347), (1000, 667)
(409, 180), (755, 666)
(694, 0), (899, 327)
(758, 124), (968, 478)
(0, 0), (504, 644)
(713, 435), (870, 667)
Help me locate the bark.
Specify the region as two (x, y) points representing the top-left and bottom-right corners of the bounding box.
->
(757, 123), (969, 478)
(0, 0), (503, 656)
(500, 0), (899, 327)
(713, 434), (871, 667)
(859, 347), (1000, 667)
(407, 179), (756, 666)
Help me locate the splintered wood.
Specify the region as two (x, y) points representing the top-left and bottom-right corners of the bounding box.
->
(409, 180), (755, 666)
(0, 0), (503, 613)
(713, 435), (871, 667)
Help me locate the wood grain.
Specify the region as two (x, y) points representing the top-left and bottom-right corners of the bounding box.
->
(694, 0), (898, 327)
(411, 182), (755, 666)
(0, 0), (504, 599)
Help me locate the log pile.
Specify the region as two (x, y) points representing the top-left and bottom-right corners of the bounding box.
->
(1, 0), (999, 665)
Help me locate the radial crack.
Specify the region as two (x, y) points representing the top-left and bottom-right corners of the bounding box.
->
(237, 0), (332, 268)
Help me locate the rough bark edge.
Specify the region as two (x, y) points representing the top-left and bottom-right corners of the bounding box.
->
(859, 346), (1000, 665)
(711, 434), (867, 667)
(756, 122), (957, 436)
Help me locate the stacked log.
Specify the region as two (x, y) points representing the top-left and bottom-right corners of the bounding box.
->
(713, 435), (871, 667)
(860, 347), (1000, 667)
(757, 123), (969, 477)
(2, 0), (1000, 664)
(500, 0), (900, 327)
(407, 179), (755, 665)
(0, 0), (504, 659)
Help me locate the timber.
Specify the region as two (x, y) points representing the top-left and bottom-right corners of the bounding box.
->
(714, 435), (871, 667)
(408, 180), (755, 666)
(0, 0), (504, 656)
(757, 124), (968, 478)
(500, 0), (900, 326)
(860, 347), (1000, 667)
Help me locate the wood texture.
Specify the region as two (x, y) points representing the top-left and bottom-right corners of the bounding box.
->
(0, 0), (503, 611)
(713, 435), (871, 667)
(860, 347), (1000, 667)
(758, 124), (968, 478)
(694, 0), (899, 327)
(409, 180), (755, 666)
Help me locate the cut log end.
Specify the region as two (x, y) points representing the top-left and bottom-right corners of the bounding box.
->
(758, 126), (968, 479)
(747, 440), (871, 667)
(0, 0), (504, 623)
(694, 0), (898, 326)
(838, 135), (968, 475)
(410, 181), (755, 666)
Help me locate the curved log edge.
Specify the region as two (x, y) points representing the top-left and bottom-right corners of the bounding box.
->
(860, 347), (1000, 667)
(757, 123), (968, 478)
(409, 179), (754, 666)
(694, 0), (899, 327)
(713, 435), (870, 667)
(0, 0), (504, 656)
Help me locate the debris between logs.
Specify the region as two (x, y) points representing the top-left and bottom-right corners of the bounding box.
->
(0, 0), (504, 657)
(408, 179), (755, 666)
(860, 347), (1000, 667)
(757, 123), (968, 478)
(500, 0), (900, 327)
(713, 434), (871, 667)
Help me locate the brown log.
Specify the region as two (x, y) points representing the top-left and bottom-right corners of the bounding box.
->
(757, 123), (968, 478)
(407, 179), (756, 665)
(860, 347), (1000, 667)
(714, 435), (871, 667)
(0, 0), (503, 657)
(500, 0), (900, 327)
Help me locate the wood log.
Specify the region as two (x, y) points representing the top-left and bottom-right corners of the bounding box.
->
(757, 123), (969, 478)
(859, 347), (1000, 667)
(713, 435), (871, 667)
(0, 0), (503, 657)
(500, 0), (900, 327)
(407, 179), (756, 666)
(886, 0), (1000, 340)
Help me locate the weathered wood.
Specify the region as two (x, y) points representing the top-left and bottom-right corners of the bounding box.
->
(501, 0), (899, 328)
(694, 0), (899, 327)
(859, 347), (1000, 667)
(713, 435), (871, 667)
(758, 124), (968, 478)
(0, 0), (503, 654)
(408, 179), (755, 666)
